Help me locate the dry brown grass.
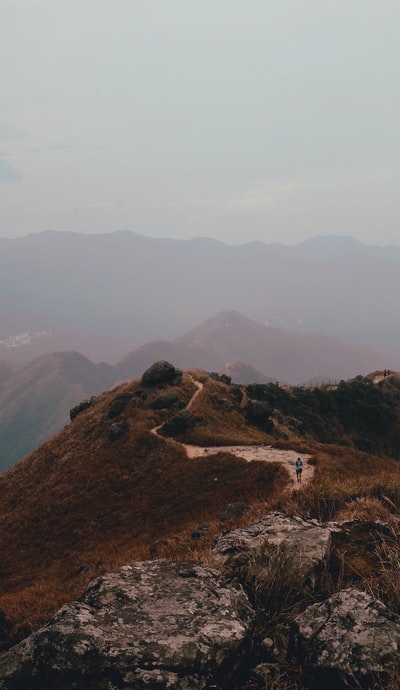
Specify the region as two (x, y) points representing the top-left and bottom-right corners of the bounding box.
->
(362, 525), (400, 617)
(4, 366), (400, 690)
(274, 441), (400, 523)
(179, 374), (275, 446)
(0, 374), (288, 640)
(335, 496), (395, 522)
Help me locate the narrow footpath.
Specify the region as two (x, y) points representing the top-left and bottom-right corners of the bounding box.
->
(153, 377), (314, 490)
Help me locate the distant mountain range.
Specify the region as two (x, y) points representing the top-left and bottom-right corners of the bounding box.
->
(0, 309), (388, 471)
(1, 230), (400, 364)
(118, 310), (384, 384)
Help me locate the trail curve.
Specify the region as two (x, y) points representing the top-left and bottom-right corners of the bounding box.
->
(153, 376), (314, 490)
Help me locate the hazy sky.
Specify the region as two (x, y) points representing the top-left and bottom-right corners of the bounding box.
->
(1, 1), (399, 245)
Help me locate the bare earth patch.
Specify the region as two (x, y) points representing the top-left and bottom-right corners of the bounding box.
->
(183, 443), (313, 489)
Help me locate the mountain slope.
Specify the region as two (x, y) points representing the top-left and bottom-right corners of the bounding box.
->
(0, 369), (287, 642)
(2, 363), (400, 652)
(221, 360), (275, 384)
(0, 351), (119, 471)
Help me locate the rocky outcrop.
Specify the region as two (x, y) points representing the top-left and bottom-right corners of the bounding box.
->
(1, 512), (398, 689)
(69, 398), (94, 421)
(212, 512), (331, 576)
(191, 525), (210, 540)
(107, 392), (134, 418)
(141, 360), (182, 387)
(159, 409), (203, 436)
(109, 420), (129, 440)
(219, 502), (248, 521)
(290, 588), (400, 685)
(210, 372), (232, 385)
(0, 560), (254, 690)
(150, 391), (181, 410)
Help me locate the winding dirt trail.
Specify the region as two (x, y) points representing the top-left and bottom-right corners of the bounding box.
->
(184, 442), (313, 489)
(153, 376), (314, 490)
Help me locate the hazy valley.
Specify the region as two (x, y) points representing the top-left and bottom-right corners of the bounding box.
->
(1, 230), (397, 471)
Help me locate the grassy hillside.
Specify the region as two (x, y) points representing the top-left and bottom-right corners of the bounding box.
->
(2, 366), (400, 688)
(0, 372), (287, 642)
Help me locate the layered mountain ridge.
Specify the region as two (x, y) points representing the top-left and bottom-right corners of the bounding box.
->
(1, 230), (399, 363)
(0, 310), (387, 471)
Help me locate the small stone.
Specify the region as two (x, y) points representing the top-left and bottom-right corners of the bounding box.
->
(109, 421), (129, 441)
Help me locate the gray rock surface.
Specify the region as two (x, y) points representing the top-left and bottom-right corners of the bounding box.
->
(109, 420), (129, 440)
(0, 560), (254, 690)
(291, 588), (400, 679)
(212, 511), (331, 575)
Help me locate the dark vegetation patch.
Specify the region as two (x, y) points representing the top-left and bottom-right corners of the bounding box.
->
(246, 376), (400, 457)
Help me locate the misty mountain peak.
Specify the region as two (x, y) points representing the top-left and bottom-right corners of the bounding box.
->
(296, 235), (364, 255)
(178, 310), (255, 338)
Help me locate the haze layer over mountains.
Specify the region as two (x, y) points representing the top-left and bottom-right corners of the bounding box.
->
(1, 231), (399, 365)
(0, 229), (397, 470)
(0, 308), (386, 471)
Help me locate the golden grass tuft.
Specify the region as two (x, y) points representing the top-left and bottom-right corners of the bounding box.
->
(335, 496), (395, 522)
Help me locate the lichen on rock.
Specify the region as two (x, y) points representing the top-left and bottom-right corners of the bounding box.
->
(0, 560), (254, 690)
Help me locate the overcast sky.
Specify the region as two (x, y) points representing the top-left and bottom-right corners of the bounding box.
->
(1, 0), (399, 245)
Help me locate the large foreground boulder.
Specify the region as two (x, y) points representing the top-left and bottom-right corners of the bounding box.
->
(0, 560), (254, 690)
(212, 512), (331, 576)
(290, 588), (400, 686)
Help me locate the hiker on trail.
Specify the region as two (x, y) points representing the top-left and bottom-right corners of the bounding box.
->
(295, 457), (303, 483)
